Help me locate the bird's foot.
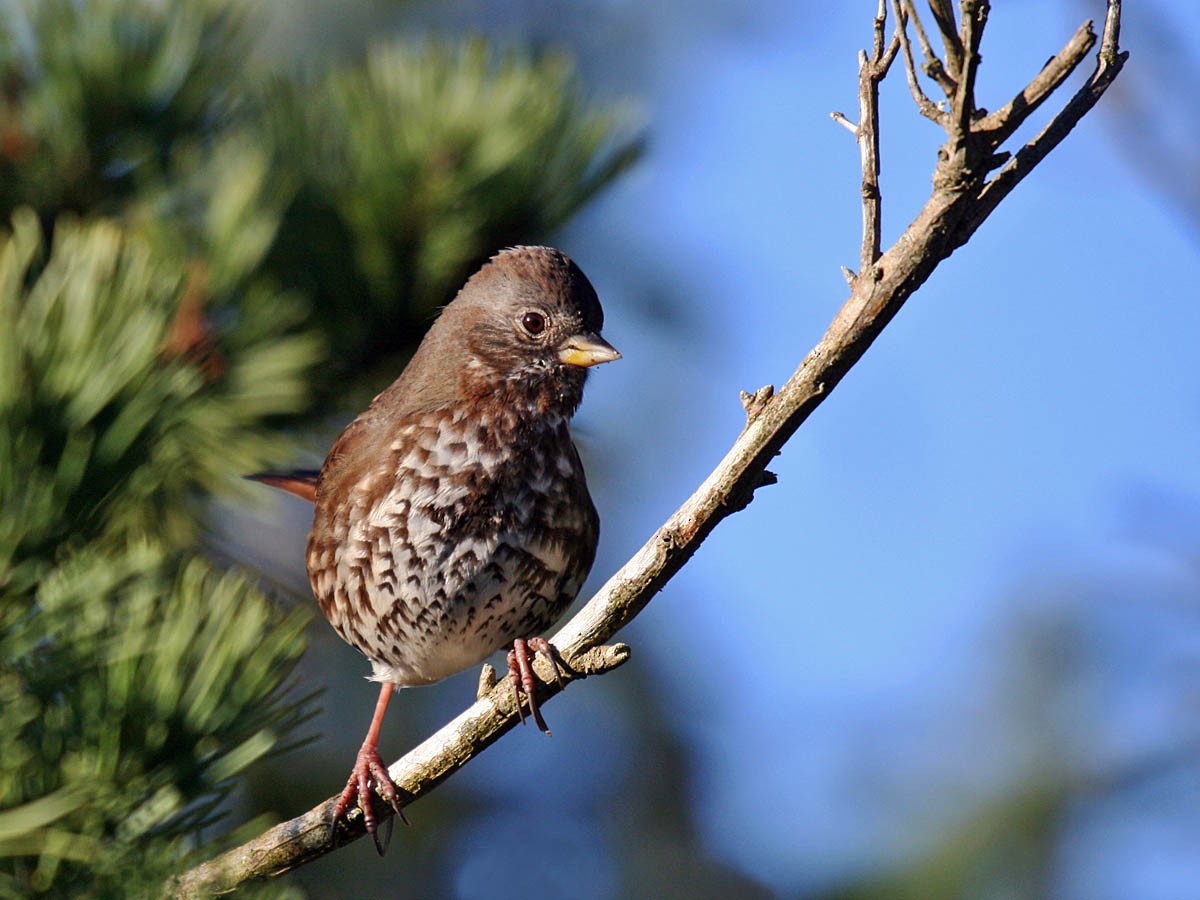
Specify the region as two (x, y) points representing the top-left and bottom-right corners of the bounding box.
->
(507, 636), (564, 735)
(331, 742), (409, 855)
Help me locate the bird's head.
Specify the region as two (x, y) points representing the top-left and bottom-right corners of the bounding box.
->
(389, 246), (620, 418)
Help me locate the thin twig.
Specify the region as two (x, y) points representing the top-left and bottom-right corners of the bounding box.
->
(905, 0), (957, 96)
(978, 19), (1097, 144)
(927, 0), (964, 76)
(893, 0), (946, 123)
(1099, 0), (1122, 60)
(880, 33), (902, 73)
(872, 0), (888, 60)
(853, 3), (901, 273)
(830, 111), (859, 134)
(857, 47), (882, 272)
(952, 0), (988, 143)
(966, 2), (1128, 236)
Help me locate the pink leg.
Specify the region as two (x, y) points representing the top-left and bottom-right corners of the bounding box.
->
(330, 682), (409, 854)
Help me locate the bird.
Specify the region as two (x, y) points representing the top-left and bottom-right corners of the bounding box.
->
(251, 246), (620, 852)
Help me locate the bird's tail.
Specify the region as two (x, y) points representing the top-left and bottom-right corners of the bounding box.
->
(246, 470), (319, 503)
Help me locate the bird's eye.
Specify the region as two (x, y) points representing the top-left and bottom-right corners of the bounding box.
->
(521, 311), (547, 336)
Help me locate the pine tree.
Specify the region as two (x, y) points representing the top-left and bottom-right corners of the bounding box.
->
(0, 0), (639, 895)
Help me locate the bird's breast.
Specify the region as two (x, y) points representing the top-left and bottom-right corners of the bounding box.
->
(307, 404), (598, 685)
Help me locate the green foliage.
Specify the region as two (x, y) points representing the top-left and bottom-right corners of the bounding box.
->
(259, 37), (643, 396)
(0, 0), (642, 408)
(0, 0), (254, 217)
(0, 545), (310, 897)
(0, 206), (318, 896)
(0, 209), (318, 588)
(0, 0), (636, 894)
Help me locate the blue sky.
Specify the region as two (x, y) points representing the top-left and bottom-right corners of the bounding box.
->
(246, 2), (1199, 895)
(547, 1), (1200, 893)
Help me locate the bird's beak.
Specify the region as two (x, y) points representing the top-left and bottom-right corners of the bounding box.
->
(558, 333), (621, 368)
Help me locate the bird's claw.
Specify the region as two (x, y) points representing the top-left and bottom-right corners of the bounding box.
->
(507, 637), (564, 735)
(330, 743), (409, 855)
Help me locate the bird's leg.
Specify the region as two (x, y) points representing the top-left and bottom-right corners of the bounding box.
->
(506, 636), (564, 735)
(330, 681), (409, 854)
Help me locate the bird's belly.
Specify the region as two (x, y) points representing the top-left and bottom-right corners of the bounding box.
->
(325, 522), (580, 686)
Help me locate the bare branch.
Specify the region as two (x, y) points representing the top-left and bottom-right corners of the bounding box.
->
(951, 0), (988, 143)
(977, 19), (1097, 143)
(927, 0), (964, 75)
(847, 5), (903, 274)
(830, 110), (859, 134)
(966, 3), (1128, 236)
(872, 0), (888, 60)
(879, 33), (902, 74)
(868, 0), (904, 77)
(170, 2), (1127, 893)
(856, 48), (883, 271)
(1099, 0), (1122, 58)
(893, 0), (946, 123)
(170, 643), (631, 895)
(905, 0), (957, 96)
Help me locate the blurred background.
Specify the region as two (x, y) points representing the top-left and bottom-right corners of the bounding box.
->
(1, 0), (1198, 897)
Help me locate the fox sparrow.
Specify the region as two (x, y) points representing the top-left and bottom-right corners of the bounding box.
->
(252, 246), (619, 851)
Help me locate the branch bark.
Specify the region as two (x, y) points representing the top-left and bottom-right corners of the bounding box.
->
(170, 2), (1126, 894)
(831, 1), (900, 275)
(904, 0), (958, 98)
(893, 0), (945, 124)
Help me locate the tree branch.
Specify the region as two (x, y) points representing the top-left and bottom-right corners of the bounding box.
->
(893, 0), (946, 124)
(928, 0), (965, 77)
(905, 0), (958, 98)
(831, 0), (901, 276)
(951, 0), (987, 147)
(965, 5), (1127, 237)
(976, 19), (1097, 143)
(170, 2), (1127, 894)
